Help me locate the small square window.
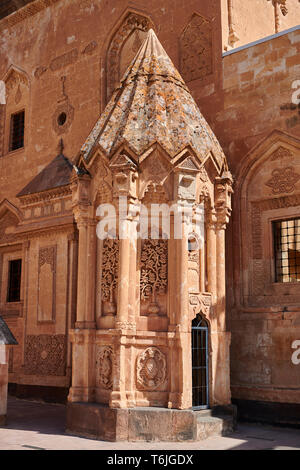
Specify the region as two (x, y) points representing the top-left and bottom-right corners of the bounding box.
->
(10, 111), (25, 151)
(7, 259), (22, 302)
(273, 218), (300, 283)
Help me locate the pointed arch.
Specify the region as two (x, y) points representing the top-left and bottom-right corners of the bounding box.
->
(105, 10), (154, 101)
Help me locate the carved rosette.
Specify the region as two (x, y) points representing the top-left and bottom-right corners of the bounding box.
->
(136, 347), (167, 390)
(101, 239), (119, 314)
(140, 239), (168, 315)
(96, 346), (113, 390)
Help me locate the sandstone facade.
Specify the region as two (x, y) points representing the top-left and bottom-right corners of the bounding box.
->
(0, 0), (299, 435)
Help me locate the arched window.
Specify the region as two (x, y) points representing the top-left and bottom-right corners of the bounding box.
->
(192, 314), (209, 409)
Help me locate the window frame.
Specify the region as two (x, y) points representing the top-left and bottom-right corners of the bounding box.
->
(9, 109), (25, 153)
(7, 258), (22, 303)
(272, 217), (300, 284)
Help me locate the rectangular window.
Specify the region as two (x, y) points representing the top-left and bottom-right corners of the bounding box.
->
(7, 259), (22, 302)
(273, 218), (300, 283)
(9, 110), (25, 151)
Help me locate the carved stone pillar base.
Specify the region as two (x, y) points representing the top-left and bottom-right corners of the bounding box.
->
(109, 391), (128, 409)
(66, 403), (236, 442)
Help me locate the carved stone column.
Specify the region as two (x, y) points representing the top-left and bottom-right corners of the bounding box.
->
(108, 154), (138, 408)
(71, 173), (96, 329)
(211, 172), (233, 405)
(207, 209), (217, 309)
(68, 171), (96, 403)
(168, 162), (199, 409)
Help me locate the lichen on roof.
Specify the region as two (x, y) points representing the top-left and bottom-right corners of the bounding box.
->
(80, 29), (226, 169)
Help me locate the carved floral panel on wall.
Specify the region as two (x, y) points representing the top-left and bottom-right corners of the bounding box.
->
(96, 345), (113, 389)
(24, 334), (66, 376)
(136, 347), (167, 390)
(101, 239), (119, 315)
(140, 239), (168, 316)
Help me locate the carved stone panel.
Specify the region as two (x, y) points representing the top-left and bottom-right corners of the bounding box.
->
(136, 347), (167, 390)
(24, 334), (66, 376)
(265, 167), (300, 195)
(180, 14), (213, 83)
(101, 239), (119, 315)
(37, 246), (56, 323)
(96, 345), (113, 389)
(140, 239), (168, 315)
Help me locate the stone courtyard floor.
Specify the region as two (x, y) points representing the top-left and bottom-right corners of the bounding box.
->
(0, 396), (299, 451)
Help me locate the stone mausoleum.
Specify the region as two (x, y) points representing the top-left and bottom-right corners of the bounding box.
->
(0, 0), (300, 440)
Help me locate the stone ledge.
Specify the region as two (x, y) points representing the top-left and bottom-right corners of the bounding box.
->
(66, 403), (237, 442)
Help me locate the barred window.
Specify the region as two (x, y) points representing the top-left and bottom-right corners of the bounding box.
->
(273, 218), (300, 283)
(10, 110), (25, 151)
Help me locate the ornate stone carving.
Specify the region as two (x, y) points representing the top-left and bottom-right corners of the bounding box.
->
(265, 167), (300, 194)
(24, 335), (66, 376)
(38, 246), (56, 323)
(136, 347), (167, 390)
(52, 76), (74, 135)
(270, 146), (293, 161)
(0, 211), (18, 242)
(140, 239), (168, 315)
(34, 66), (48, 79)
(96, 345), (113, 389)
(5, 68), (29, 94)
(101, 239), (119, 315)
(189, 292), (211, 318)
(39, 246), (56, 271)
(82, 41), (98, 55)
(142, 183), (168, 204)
(180, 14), (213, 82)
(106, 12), (153, 99)
(50, 49), (78, 71)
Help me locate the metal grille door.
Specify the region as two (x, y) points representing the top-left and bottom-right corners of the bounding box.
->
(192, 315), (209, 409)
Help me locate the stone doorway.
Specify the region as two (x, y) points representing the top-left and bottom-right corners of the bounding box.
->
(192, 315), (209, 409)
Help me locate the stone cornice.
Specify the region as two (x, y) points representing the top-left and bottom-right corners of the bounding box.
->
(18, 184), (71, 206)
(0, 0), (61, 33)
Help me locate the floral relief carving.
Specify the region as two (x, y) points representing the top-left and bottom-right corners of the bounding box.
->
(101, 239), (119, 315)
(136, 347), (167, 390)
(270, 146), (293, 161)
(24, 335), (66, 376)
(140, 239), (168, 315)
(265, 167), (300, 194)
(96, 345), (113, 389)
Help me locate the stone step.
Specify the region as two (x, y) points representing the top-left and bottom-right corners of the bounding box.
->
(196, 414), (234, 440)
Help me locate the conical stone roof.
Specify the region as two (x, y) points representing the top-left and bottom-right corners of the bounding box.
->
(80, 29), (225, 169)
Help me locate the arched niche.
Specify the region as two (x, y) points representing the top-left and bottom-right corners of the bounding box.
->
(106, 11), (153, 101)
